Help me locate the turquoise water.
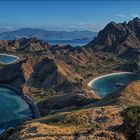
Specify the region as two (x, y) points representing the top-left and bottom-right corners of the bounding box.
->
(0, 87), (33, 130)
(0, 55), (18, 64)
(91, 73), (140, 98)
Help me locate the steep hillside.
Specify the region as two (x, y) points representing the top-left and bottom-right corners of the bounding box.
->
(7, 106), (125, 140)
(6, 37), (51, 52)
(22, 56), (99, 113)
(86, 17), (140, 60)
(24, 56), (85, 93)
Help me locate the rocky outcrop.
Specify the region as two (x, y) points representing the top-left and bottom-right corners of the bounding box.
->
(0, 40), (9, 51)
(0, 37), (51, 52)
(38, 93), (94, 115)
(128, 17), (140, 39)
(0, 60), (25, 89)
(86, 17), (140, 60)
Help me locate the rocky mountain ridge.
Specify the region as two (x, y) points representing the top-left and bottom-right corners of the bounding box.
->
(86, 17), (140, 60)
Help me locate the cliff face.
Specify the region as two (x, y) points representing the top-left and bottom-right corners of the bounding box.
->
(86, 17), (140, 60)
(0, 60), (25, 89)
(25, 57), (84, 92)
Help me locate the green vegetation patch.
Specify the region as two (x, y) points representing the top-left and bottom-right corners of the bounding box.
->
(122, 105), (140, 140)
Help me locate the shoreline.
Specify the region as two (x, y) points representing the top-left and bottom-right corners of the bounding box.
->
(0, 53), (20, 65)
(0, 84), (41, 118)
(0, 84), (41, 136)
(87, 72), (133, 87)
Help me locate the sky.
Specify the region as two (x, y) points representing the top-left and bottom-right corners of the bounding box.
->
(0, 0), (140, 32)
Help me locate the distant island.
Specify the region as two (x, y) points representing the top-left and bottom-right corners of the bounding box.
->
(0, 28), (97, 41)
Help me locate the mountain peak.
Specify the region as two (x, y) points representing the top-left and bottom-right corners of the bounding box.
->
(85, 18), (140, 59)
(128, 17), (140, 25)
(132, 17), (140, 22)
(107, 21), (117, 26)
(128, 17), (140, 28)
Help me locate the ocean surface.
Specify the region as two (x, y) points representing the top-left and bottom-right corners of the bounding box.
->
(46, 39), (91, 46)
(91, 73), (140, 98)
(0, 38), (91, 47)
(0, 87), (32, 131)
(0, 54), (18, 64)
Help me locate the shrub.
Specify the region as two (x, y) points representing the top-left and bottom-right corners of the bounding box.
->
(122, 105), (140, 140)
(74, 67), (80, 73)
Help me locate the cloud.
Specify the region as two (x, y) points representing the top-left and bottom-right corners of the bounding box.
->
(117, 14), (127, 18)
(3, 26), (14, 31)
(43, 23), (102, 32)
(116, 13), (140, 19)
(72, 23), (103, 31)
(0, 26), (15, 33)
(131, 14), (140, 18)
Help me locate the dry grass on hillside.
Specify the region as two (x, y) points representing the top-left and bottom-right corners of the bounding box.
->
(8, 106), (125, 140)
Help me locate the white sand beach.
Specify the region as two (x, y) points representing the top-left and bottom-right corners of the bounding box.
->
(88, 72), (133, 87)
(0, 54), (19, 64)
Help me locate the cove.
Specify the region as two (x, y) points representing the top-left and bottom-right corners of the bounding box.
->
(0, 86), (33, 133)
(0, 54), (19, 64)
(88, 72), (140, 98)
